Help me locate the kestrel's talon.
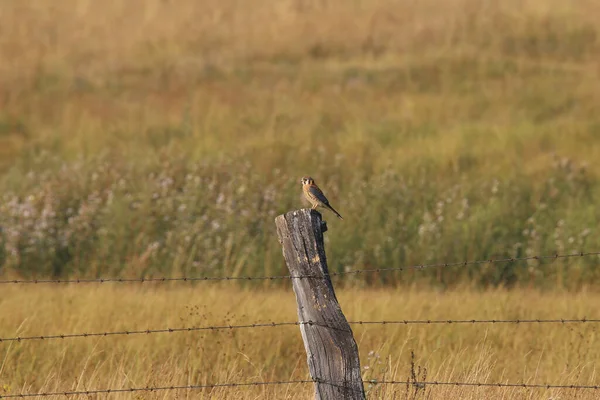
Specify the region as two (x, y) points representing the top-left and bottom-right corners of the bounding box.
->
(300, 176), (344, 220)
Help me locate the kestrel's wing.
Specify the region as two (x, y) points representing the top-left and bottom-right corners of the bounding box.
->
(308, 185), (330, 205)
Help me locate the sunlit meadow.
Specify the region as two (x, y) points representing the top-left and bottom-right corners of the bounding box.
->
(1, 0), (600, 398)
(1, 286), (599, 400)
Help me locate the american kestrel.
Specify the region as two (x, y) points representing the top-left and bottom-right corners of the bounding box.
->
(301, 176), (343, 220)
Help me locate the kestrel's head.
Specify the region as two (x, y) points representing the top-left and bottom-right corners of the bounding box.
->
(300, 176), (314, 186)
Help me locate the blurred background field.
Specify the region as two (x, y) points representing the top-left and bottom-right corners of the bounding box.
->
(1, 0), (600, 286)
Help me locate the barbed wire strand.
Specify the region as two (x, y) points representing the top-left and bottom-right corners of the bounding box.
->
(373, 380), (600, 389)
(0, 380), (314, 399)
(2, 318), (599, 343)
(1, 379), (599, 398)
(0, 322), (304, 343)
(1, 251), (599, 284)
(351, 318), (600, 325)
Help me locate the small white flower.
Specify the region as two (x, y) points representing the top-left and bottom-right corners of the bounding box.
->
(581, 229), (591, 237)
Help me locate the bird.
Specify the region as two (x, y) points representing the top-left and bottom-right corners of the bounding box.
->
(300, 176), (343, 220)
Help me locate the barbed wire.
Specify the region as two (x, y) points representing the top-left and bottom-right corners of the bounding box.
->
(351, 318), (600, 326)
(1, 251), (598, 285)
(372, 380), (600, 390)
(0, 380), (314, 398)
(0, 321), (306, 343)
(2, 318), (598, 343)
(1, 378), (599, 398)
(334, 251), (600, 277)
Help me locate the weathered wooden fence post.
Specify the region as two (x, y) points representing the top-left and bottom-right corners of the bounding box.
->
(275, 209), (366, 400)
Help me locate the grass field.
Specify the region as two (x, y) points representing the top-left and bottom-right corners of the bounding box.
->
(1, 1), (600, 398)
(1, 0), (600, 286)
(0, 285), (599, 399)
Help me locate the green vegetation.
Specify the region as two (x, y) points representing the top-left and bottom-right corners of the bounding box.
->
(1, 0), (600, 287)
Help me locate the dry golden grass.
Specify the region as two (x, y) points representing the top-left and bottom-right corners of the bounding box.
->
(1, 0), (600, 175)
(1, 285), (598, 399)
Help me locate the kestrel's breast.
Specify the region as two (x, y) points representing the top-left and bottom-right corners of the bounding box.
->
(303, 185), (318, 205)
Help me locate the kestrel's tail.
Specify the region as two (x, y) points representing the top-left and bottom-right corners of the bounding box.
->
(325, 204), (344, 220)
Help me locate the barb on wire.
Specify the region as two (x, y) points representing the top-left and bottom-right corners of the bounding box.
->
(0, 251), (598, 285)
(1, 379), (599, 398)
(2, 318), (598, 343)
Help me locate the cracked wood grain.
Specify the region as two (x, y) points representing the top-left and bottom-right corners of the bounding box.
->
(275, 209), (365, 400)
